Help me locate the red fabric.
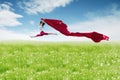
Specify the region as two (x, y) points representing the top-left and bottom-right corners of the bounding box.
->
(36, 31), (48, 37)
(41, 18), (70, 35)
(41, 18), (109, 43)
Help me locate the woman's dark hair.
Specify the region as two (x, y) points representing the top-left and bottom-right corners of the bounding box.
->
(40, 21), (45, 27)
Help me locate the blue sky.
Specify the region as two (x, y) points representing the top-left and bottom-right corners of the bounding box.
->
(0, 0), (120, 41)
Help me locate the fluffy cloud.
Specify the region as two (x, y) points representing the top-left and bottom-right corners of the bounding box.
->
(0, 3), (23, 27)
(69, 4), (120, 41)
(0, 29), (30, 41)
(18, 0), (73, 14)
(0, 3), (25, 41)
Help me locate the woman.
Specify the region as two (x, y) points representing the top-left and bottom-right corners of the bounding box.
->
(31, 21), (57, 38)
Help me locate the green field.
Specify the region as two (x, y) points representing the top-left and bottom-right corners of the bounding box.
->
(0, 41), (120, 80)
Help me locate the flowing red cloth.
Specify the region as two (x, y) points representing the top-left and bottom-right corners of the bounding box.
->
(41, 18), (109, 42)
(36, 31), (48, 37)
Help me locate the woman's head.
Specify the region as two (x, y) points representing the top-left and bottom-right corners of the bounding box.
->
(40, 21), (45, 27)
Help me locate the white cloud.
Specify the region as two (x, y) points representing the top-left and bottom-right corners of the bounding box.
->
(18, 0), (73, 14)
(69, 4), (120, 41)
(0, 29), (30, 41)
(0, 3), (23, 27)
(0, 3), (11, 10)
(0, 3), (25, 41)
(0, 29), (45, 41)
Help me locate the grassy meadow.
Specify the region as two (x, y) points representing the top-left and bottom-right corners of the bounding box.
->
(0, 41), (120, 80)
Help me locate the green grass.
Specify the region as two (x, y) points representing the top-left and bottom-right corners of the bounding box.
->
(0, 41), (120, 80)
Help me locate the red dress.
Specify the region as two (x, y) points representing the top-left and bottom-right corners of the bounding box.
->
(36, 31), (48, 37)
(41, 18), (109, 43)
